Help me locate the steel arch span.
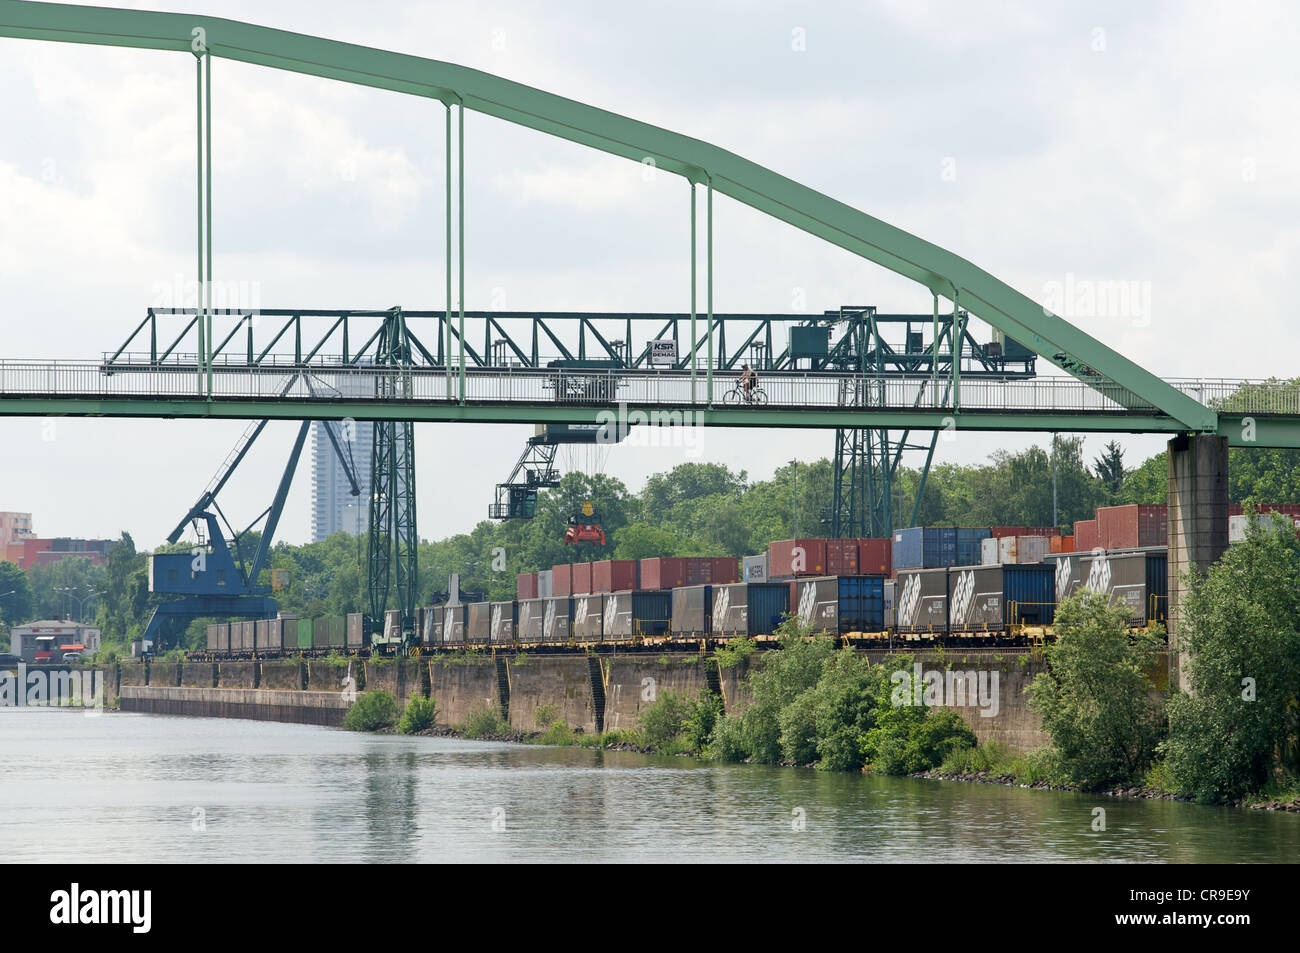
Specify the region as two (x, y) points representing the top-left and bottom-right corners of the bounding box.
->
(0, 0), (1223, 435)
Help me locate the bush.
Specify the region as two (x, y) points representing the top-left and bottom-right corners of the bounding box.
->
(809, 650), (884, 772)
(462, 702), (509, 739)
(536, 720), (575, 745)
(638, 691), (691, 749)
(343, 690), (398, 732)
(714, 636), (757, 670)
(1162, 506), (1300, 803)
(397, 694), (438, 734)
(533, 703), (559, 729)
(777, 691), (819, 765)
(939, 740), (1012, 775)
(1027, 591), (1164, 789)
(707, 714), (749, 762)
(682, 690), (724, 755)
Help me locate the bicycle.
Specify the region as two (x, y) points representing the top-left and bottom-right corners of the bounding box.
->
(722, 383), (768, 405)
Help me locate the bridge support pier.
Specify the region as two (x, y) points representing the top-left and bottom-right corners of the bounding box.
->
(1166, 433), (1229, 692)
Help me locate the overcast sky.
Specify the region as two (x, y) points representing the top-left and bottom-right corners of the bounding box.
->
(2, 0), (1297, 548)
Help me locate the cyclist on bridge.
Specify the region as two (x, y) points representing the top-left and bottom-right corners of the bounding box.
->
(739, 364), (759, 400)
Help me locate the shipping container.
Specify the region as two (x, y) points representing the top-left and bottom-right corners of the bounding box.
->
(1048, 550), (1167, 626)
(206, 622), (229, 654)
(602, 590), (672, 641)
(946, 563), (1056, 630)
(709, 556), (740, 584)
(537, 570), (554, 598)
(883, 579), (896, 628)
(238, 620), (256, 652)
(990, 526), (1061, 539)
(516, 599), (546, 642)
(592, 559), (638, 593)
(712, 582), (790, 637)
(517, 572), (538, 601)
(490, 601), (517, 643)
(466, 602), (492, 645)
(542, 596), (573, 643)
(824, 539), (859, 575)
(572, 562), (593, 595)
(296, 618), (313, 650)
(892, 527), (958, 570)
(980, 538), (1000, 565)
(742, 555), (768, 583)
(277, 616), (298, 653)
(790, 575), (886, 634)
(997, 535), (1050, 564)
(1097, 504), (1167, 550)
(1074, 519), (1098, 553)
(857, 538), (892, 575)
(683, 557), (709, 586)
(768, 539), (828, 577)
(641, 557), (688, 590)
(422, 606), (443, 645)
(892, 568), (950, 634)
(671, 585), (713, 636)
(254, 619), (271, 653)
(443, 604), (466, 645)
(956, 528), (992, 567)
(552, 564), (573, 597)
(571, 593), (605, 641)
(346, 612), (365, 649)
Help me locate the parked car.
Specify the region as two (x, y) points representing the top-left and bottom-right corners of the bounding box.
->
(61, 651), (82, 663)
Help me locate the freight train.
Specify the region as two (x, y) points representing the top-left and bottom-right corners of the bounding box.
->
(199, 547), (1169, 658)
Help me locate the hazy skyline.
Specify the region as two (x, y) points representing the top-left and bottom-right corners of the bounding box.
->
(2, 0), (1296, 548)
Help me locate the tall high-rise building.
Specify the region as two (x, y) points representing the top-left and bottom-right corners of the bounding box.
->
(310, 419), (373, 542)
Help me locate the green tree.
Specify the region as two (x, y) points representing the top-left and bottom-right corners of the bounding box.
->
(1027, 591), (1165, 788)
(1092, 440), (1126, 498)
(0, 561), (34, 627)
(1162, 508), (1300, 803)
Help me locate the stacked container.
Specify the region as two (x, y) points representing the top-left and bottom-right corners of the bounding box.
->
(517, 572), (538, 600)
(1096, 504), (1167, 550)
(956, 528), (992, 567)
(1074, 520), (1098, 552)
(537, 570), (554, 598)
(742, 554), (768, 583)
(892, 527), (958, 570)
(572, 562), (593, 595)
(997, 535), (1051, 564)
(824, 539), (859, 575)
(552, 564), (574, 597)
(592, 559), (638, 593)
(857, 538), (892, 575)
(641, 557), (690, 590)
(768, 539), (828, 578)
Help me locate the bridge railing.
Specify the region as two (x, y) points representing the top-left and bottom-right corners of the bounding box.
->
(8, 360), (1289, 417)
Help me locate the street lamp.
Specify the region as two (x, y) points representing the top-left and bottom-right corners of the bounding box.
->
(55, 587), (100, 622)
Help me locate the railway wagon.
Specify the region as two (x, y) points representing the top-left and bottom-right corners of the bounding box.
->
(516, 598), (546, 642)
(602, 590), (672, 641)
(893, 568), (951, 635)
(313, 615), (345, 649)
(463, 603), (491, 645)
(1048, 549), (1168, 626)
(206, 622), (229, 654)
(945, 564), (1056, 632)
(346, 613), (365, 650)
(443, 604), (466, 645)
(295, 617), (313, 650)
(237, 620), (256, 652)
(274, 615), (298, 652)
(490, 601), (517, 644)
(671, 584), (712, 638)
(790, 575), (886, 634)
(712, 582), (789, 638)
(572, 593), (605, 642)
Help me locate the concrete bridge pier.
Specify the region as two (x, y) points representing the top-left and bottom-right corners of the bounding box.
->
(1166, 433), (1229, 692)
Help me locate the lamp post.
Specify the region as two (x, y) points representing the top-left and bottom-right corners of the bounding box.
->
(790, 459), (799, 536)
(55, 587), (100, 623)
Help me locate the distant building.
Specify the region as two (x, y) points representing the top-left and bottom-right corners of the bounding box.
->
(3, 537), (112, 569)
(310, 419), (373, 542)
(0, 512), (34, 549)
(10, 620), (102, 661)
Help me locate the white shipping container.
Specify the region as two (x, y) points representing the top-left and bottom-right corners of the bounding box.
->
(537, 570), (554, 598)
(980, 538), (999, 564)
(743, 554), (768, 583)
(998, 535), (1050, 564)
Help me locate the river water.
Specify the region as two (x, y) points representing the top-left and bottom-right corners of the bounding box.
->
(3, 709), (1296, 862)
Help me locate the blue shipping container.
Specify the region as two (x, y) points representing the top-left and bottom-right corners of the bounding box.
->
(956, 528), (992, 567)
(892, 527), (959, 570)
(792, 575), (885, 633)
(946, 563), (1055, 630)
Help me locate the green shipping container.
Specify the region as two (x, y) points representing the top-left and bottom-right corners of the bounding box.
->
(297, 618), (313, 650)
(313, 616), (330, 649)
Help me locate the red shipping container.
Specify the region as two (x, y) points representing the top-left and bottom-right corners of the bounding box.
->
(572, 562), (593, 595)
(857, 538), (892, 575)
(989, 526), (1029, 539)
(592, 559), (638, 593)
(1097, 504), (1166, 550)
(1232, 502), (1300, 517)
(825, 539), (859, 575)
(552, 564), (574, 597)
(1074, 520), (1098, 553)
(767, 539), (827, 577)
(1060, 535), (1075, 553)
(710, 556), (739, 584)
(516, 572), (538, 600)
(684, 557), (709, 586)
(640, 557), (688, 590)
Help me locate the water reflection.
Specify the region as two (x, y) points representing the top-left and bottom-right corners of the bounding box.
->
(1, 710), (1295, 863)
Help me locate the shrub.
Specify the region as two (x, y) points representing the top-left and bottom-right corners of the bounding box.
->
(638, 691), (691, 749)
(397, 694), (438, 734)
(778, 691), (819, 765)
(533, 703), (559, 729)
(707, 714), (749, 762)
(1027, 591), (1164, 789)
(343, 690), (398, 732)
(714, 636), (757, 670)
(536, 720), (575, 745)
(682, 690), (724, 755)
(462, 702), (509, 739)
